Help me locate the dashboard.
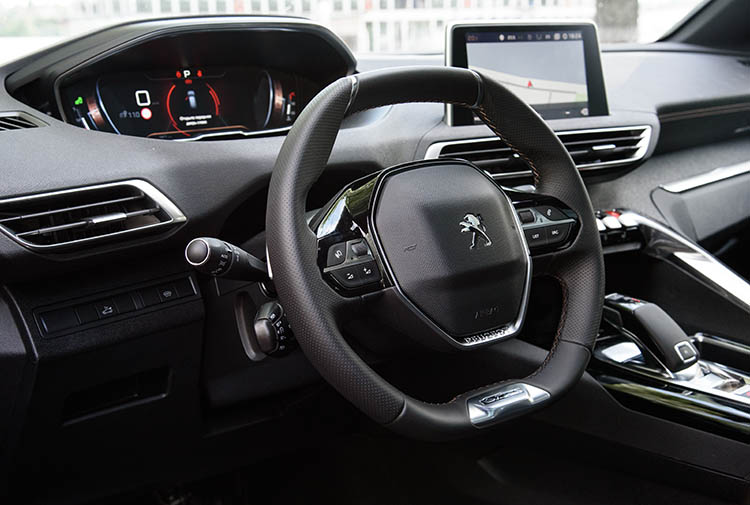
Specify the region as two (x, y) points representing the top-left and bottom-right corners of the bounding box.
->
(0, 14), (749, 505)
(61, 65), (311, 140)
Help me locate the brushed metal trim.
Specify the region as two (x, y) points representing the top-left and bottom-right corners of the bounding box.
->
(660, 160), (750, 193)
(467, 383), (550, 426)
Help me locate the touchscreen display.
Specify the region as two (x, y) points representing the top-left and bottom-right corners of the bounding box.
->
(447, 23), (608, 124)
(465, 30), (589, 119)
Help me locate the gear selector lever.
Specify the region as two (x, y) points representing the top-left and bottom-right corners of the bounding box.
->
(604, 294), (699, 372)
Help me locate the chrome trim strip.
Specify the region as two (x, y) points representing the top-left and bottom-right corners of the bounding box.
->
(185, 238), (211, 267)
(0, 179), (187, 251)
(619, 211), (750, 310)
(467, 383), (550, 426)
(424, 125), (652, 179)
(660, 161), (750, 193)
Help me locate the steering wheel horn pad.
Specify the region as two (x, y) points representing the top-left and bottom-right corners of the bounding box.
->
(266, 67), (605, 440)
(372, 161), (530, 343)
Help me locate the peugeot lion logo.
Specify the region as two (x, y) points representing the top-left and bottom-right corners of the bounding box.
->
(459, 213), (492, 249)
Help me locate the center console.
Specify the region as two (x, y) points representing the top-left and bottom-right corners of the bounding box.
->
(585, 208), (750, 442)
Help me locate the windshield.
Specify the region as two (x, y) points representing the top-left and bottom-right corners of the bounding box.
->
(0, 0), (705, 64)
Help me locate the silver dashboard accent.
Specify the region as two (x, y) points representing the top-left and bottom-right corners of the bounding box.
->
(467, 383), (550, 426)
(424, 125), (652, 180)
(660, 160), (750, 193)
(0, 179), (186, 251)
(619, 211), (750, 311)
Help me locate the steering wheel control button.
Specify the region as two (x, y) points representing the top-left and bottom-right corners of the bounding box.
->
(535, 205), (566, 221)
(524, 227), (547, 248)
(348, 240), (370, 259)
(545, 223), (571, 245)
(39, 308), (79, 334)
(596, 218), (607, 232)
(330, 264), (364, 289)
(326, 242), (347, 267)
(358, 260), (380, 285)
(517, 209), (535, 224)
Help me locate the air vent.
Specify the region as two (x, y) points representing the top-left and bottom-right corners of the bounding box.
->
(0, 180), (186, 251)
(0, 111), (44, 131)
(425, 125), (652, 179)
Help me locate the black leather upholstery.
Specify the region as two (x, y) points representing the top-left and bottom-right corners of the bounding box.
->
(266, 66), (605, 439)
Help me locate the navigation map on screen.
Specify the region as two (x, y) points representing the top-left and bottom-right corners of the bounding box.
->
(466, 30), (590, 119)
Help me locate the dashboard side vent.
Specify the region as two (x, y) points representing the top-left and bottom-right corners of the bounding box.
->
(0, 111), (45, 131)
(0, 180), (186, 251)
(425, 125), (652, 179)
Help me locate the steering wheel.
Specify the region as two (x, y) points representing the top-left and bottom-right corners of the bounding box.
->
(266, 67), (604, 440)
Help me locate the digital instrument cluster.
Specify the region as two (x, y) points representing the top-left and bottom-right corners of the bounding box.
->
(60, 66), (311, 140)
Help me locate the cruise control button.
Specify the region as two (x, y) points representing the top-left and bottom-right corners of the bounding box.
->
(536, 205), (566, 221)
(330, 264), (363, 289)
(546, 223), (571, 245)
(326, 242), (347, 267)
(358, 260), (381, 285)
(517, 209), (535, 224)
(524, 227), (547, 248)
